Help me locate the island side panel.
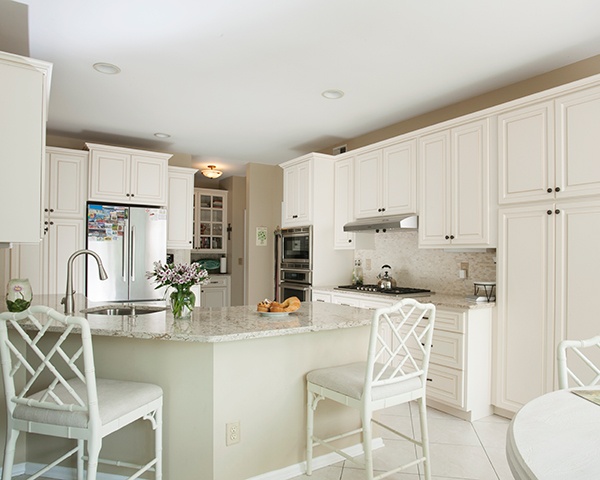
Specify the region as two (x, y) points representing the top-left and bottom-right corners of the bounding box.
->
(90, 336), (216, 479)
(212, 324), (371, 479)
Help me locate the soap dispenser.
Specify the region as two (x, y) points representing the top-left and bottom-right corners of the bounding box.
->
(352, 260), (363, 286)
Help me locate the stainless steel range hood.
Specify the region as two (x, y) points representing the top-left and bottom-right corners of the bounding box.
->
(343, 214), (418, 232)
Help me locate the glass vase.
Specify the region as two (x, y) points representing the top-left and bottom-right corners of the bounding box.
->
(170, 287), (195, 318)
(6, 278), (33, 312)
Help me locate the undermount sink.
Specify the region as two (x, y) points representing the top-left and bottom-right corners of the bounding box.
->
(82, 305), (167, 316)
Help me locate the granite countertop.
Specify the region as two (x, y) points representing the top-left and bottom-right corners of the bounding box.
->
(312, 286), (496, 310)
(20, 294), (372, 344)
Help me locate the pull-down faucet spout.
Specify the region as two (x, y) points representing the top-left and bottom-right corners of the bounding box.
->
(62, 249), (108, 314)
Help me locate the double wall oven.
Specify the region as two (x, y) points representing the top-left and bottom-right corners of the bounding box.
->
(275, 226), (312, 302)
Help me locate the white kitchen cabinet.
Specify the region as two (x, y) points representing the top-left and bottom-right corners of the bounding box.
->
(333, 157), (355, 249)
(87, 143), (172, 206)
(311, 289), (493, 420)
(193, 188), (227, 253)
(10, 148), (87, 296)
(419, 118), (494, 248)
(282, 157), (312, 227)
(354, 139), (417, 219)
(167, 166), (197, 249)
(498, 86), (600, 205)
(200, 275), (230, 307)
(495, 199), (600, 415)
(0, 51), (52, 244)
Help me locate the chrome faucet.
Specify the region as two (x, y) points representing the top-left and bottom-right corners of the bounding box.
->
(62, 249), (108, 314)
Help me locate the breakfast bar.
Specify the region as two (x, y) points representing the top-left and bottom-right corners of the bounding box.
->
(2, 295), (374, 479)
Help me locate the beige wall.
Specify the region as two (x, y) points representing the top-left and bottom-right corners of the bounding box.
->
(245, 163), (283, 304)
(220, 176), (246, 306)
(320, 54), (600, 155)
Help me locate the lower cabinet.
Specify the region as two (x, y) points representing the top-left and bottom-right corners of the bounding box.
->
(200, 275), (231, 308)
(312, 290), (494, 421)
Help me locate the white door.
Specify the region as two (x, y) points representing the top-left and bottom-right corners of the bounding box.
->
(419, 131), (451, 246)
(382, 139), (416, 215)
(46, 218), (86, 295)
(168, 168), (195, 249)
(89, 150), (130, 203)
(48, 149), (88, 218)
(354, 150), (382, 218)
(555, 85), (600, 199)
(333, 157), (355, 249)
(495, 204), (555, 413)
(131, 154), (168, 206)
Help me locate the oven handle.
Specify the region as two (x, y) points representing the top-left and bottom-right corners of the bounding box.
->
(279, 282), (312, 291)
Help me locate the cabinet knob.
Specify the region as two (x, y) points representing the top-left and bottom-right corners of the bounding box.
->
(126, 193), (130, 197)
(445, 235), (449, 240)
(131, 193), (134, 197)
(348, 239), (352, 243)
(381, 207), (386, 212)
(555, 187), (561, 192)
(555, 209), (560, 214)
(44, 208), (49, 212)
(547, 210), (553, 215)
(50, 209), (54, 213)
(450, 235), (454, 240)
(547, 188), (553, 193)
(292, 215), (298, 219)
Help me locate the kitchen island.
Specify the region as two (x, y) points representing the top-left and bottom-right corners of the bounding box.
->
(1, 295), (375, 479)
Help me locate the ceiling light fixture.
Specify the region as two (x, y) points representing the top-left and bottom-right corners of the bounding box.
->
(322, 89), (344, 99)
(201, 165), (223, 179)
(93, 62), (121, 75)
(153, 132), (171, 139)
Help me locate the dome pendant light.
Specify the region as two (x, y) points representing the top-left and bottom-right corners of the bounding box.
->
(201, 165), (223, 179)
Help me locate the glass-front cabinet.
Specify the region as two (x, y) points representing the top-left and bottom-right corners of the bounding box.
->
(193, 188), (228, 253)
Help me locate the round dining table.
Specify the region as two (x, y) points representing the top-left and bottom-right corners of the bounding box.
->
(506, 387), (600, 479)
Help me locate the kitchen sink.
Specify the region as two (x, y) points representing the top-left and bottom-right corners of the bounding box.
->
(82, 305), (167, 316)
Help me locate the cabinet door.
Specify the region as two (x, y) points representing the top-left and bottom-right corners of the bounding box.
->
(333, 157), (355, 249)
(555, 85), (600, 199)
(497, 101), (554, 204)
(451, 119), (490, 245)
(0, 56), (47, 243)
(130, 154), (168, 206)
(312, 291), (332, 302)
(282, 165), (298, 225)
(295, 161), (312, 224)
(46, 218), (85, 295)
(201, 287), (229, 307)
(47, 150), (88, 218)
(10, 242), (45, 296)
(495, 205), (554, 413)
(89, 150), (130, 203)
(167, 168), (195, 249)
(554, 200), (600, 386)
(382, 139), (417, 215)
(354, 150), (382, 218)
(419, 131), (451, 246)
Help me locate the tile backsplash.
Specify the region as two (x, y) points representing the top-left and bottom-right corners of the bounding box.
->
(355, 231), (496, 296)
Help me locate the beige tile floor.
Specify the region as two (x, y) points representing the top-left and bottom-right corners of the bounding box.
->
(294, 401), (513, 480)
(13, 403), (512, 480)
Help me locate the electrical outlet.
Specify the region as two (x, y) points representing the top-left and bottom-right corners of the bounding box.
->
(459, 262), (469, 279)
(226, 421), (240, 446)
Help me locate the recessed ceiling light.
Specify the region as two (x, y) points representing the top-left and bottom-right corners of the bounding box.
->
(93, 62), (121, 75)
(322, 89), (344, 100)
(153, 132), (171, 139)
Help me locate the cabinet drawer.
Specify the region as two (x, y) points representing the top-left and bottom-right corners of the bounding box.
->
(430, 330), (463, 370)
(332, 295), (361, 307)
(204, 276), (229, 287)
(427, 363), (464, 408)
(435, 309), (465, 333)
(312, 291), (332, 303)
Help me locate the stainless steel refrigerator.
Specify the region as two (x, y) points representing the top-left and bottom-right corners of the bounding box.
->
(86, 203), (167, 302)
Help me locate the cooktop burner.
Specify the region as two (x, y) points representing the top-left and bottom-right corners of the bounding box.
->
(336, 284), (431, 296)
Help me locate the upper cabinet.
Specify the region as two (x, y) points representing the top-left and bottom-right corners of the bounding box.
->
(87, 143), (172, 206)
(0, 51), (52, 243)
(280, 153), (336, 228)
(419, 118), (494, 248)
(498, 84), (600, 205)
(193, 188), (228, 253)
(167, 166), (197, 249)
(282, 158), (312, 227)
(354, 139), (417, 219)
(333, 157), (355, 249)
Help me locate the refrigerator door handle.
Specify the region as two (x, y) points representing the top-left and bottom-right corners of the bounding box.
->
(130, 225), (136, 281)
(122, 224), (127, 282)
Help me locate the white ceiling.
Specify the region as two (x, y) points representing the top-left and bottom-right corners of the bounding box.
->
(13, 0), (600, 177)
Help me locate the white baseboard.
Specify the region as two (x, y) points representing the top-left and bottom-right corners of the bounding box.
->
(246, 437), (384, 480)
(0, 462), (131, 480)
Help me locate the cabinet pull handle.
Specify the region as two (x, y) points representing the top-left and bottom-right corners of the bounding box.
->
(547, 210), (553, 215)
(555, 187), (561, 192)
(426, 378), (433, 382)
(292, 215), (298, 218)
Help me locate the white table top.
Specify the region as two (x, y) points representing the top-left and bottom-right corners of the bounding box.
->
(507, 387), (600, 479)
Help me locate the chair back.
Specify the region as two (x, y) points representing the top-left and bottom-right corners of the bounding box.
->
(557, 336), (600, 389)
(0, 306), (99, 426)
(364, 298), (436, 399)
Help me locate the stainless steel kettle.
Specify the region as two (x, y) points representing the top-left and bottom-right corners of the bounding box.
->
(377, 264), (397, 290)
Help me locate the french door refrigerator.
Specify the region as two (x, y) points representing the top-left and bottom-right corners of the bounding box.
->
(86, 203), (167, 302)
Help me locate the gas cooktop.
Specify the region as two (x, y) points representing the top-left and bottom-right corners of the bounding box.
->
(336, 285), (432, 296)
